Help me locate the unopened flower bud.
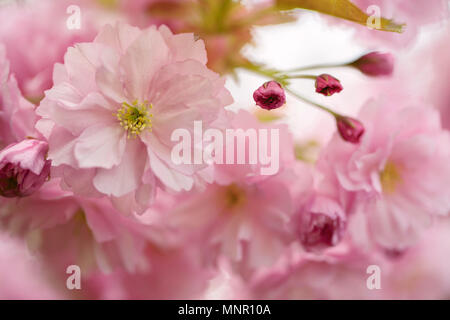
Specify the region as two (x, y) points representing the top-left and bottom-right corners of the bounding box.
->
(336, 116), (364, 144)
(351, 52), (394, 77)
(253, 81), (286, 110)
(0, 139), (51, 197)
(315, 74), (343, 96)
(297, 196), (346, 252)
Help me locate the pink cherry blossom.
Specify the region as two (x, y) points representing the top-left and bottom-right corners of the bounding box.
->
(164, 112), (312, 273)
(0, 0), (448, 300)
(0, 179), (167, 275)
(166, 173), (303, 274)
(36, 23), (232, 214)
(319, 101), (450, 250)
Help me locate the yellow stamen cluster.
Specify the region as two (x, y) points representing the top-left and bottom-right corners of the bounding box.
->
(380, 161), (402, 194)
(116, 100), (153, 138)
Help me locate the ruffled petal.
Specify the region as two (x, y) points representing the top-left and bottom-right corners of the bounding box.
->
(74, 124), (126, 169)
(93, 138), (146, 197)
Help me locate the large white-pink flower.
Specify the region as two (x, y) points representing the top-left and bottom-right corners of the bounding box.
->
(319, 100), (450, 250)
(37, 23), (232, 214)
(164, 111), (312, 273)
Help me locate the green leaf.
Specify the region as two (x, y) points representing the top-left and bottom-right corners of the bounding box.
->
(276, 0), (405, 33)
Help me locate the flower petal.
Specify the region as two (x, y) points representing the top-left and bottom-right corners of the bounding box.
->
(147, 149), (193, 192)
(120, 27), (170, 101)
(74, 124), (126, 169)
(93, 138), (146, 197)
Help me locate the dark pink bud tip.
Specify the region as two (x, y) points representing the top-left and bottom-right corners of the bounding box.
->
(0, 139), (51, 198)
(315, 74), (343, 96)
(336, 116), (365, 144)
(352, 52), (394, 77)
(253, 81), (286, 110)
(297, 196), (346, 252)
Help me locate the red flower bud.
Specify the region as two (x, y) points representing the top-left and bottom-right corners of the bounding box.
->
(315, 74), (343, 96)
(253, 81), (286, 110)
(336, 116), (365, 144)
(351, 52), (394, 77)
(0, 139), (51, 197)
(297, 196), (346, 252)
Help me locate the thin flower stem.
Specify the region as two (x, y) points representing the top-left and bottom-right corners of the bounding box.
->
(286, 74), (317, 80)
(284, 87), (339, 118)
(287, 62), (352, 73)
(239, 62), (289, 86)
(239, 63), (340, 118)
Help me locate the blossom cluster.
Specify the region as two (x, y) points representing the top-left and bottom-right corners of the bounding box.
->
(0, 0), (449, 300)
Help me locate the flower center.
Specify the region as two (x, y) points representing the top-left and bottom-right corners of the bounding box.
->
(116, 100), (153, 138)
(380, 161), (402, 194)
(223, 183), (247, 210)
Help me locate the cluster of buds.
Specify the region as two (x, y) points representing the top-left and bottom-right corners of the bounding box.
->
(251, 51), (393, 144)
